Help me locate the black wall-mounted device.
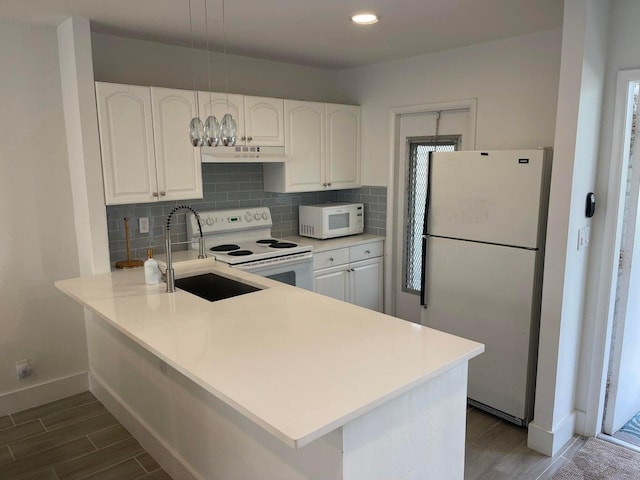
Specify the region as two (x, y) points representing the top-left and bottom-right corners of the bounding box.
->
(586, 192), (596, 218)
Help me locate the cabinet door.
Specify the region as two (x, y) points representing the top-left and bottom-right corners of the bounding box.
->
(198, 92), (245, 142)
(325, 104), (361, 190)
(244, 96), (284, 146)
(96, 82), (157, 205)
(314, 265), (348, 302)
(284, 100), (325, 192)
(350, 257), (383, 312)
(151, 87), (203, 201)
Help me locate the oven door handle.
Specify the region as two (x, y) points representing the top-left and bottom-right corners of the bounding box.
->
(231, 252), (313, 270)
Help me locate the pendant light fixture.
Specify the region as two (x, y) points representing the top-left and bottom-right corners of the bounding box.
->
(188, 0), (236, 148)
(219, 0), (237, 147)
(188, 0), (204, 147)
(203, 0), (220, 146)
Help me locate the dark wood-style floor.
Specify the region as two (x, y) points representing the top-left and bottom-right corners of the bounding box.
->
(0, 391), (171, 480)
(0, 391), (593, 480)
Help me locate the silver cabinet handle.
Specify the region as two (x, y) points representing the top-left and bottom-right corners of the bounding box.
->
(160, 192), (166, 196)
(365, 250), (371, 254)
(329, 257), (334, 262)
(241, 135), (247, 141)
(247, 136), (253, 142)
(152, 192), (159, 197)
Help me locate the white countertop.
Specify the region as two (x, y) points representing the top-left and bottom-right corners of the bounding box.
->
(56, 258), (482, 449)
(285, 233), (385, 253)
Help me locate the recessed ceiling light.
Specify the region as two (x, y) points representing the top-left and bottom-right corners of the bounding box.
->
(351, 13), (379, 25)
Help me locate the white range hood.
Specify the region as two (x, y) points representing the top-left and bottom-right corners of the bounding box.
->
(201, 145), (287, 163)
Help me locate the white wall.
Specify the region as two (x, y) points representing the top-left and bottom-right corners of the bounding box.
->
(579, 0), (640, 435)
(0, 21), (88, 409)
(91, 33), (349, 104)
(528, 0), (610, 455)
(339, 29), (562, 186)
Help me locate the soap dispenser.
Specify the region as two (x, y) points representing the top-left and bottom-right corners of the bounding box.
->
(144, 248), (159, 285)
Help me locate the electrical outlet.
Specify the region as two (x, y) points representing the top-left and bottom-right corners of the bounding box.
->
(16, 360), (32, 379)
(139, 217), (149, 234)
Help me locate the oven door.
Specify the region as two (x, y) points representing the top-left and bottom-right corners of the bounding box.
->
(231, 253), (313, 290)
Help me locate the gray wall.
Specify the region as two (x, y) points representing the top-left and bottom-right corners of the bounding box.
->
(106, 163), (386, 263)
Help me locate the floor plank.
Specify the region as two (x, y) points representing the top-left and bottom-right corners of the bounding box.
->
(9, 412), (118, 459)
(0, 437), (95, 479)
(0, 420), (46, 447)
(136, 451), (161, 473)
(81, 457), (147, 480)
(54, 436), (145, 480)
(0, 416), (13, 431)
(41, 401), (108, 430)
(88, 424), (132, 449)
(11, 392), (96, 426)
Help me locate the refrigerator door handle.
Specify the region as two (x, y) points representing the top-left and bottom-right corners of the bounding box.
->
(420, 151), (434, 307)
(420, 234), (427, 307)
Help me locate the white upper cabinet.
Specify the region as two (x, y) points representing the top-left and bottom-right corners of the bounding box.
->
(150, 87), (203, 202)
(198, 93), (284, 146)
(243, 96), (285, 146)
(326, 103), (361, 189)
(264, 100), (361, 193)
(96, 82), (202, 205)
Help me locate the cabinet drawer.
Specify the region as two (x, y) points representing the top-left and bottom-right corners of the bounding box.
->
(313, 248), (349, 269)
(349, 241), (384, 263)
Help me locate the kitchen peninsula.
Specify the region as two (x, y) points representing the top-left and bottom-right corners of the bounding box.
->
(56, 259), (483, 480)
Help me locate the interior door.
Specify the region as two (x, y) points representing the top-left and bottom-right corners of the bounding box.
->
(604, 104), (640, 434)
(393, 108), (472, 324)
(422, 236), (538, 421)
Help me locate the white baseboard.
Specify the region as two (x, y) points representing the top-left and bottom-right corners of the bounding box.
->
(89, 372), (201, 480)
(528, 411), (577, 456)
(0, 371), (89, 416)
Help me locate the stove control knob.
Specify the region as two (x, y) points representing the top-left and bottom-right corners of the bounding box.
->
(254, 213), (261, 220)
(261, 212), (268, 220)
(244, 212), (253, 222)
(206, 218), (214, 226)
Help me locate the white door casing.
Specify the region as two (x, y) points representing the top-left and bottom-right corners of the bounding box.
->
(391, 101), (476, 323)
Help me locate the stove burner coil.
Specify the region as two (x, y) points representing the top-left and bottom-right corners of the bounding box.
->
(210, 244), (240, 252)
(227, 250), (254, 256)
(269, 242), (297, 249)
(256, 239), (278, 244)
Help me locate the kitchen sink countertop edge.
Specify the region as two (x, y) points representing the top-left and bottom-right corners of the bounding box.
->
(55, 259), (482, 450)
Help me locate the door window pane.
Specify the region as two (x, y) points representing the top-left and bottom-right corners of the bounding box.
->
(403, 138), (459, 293)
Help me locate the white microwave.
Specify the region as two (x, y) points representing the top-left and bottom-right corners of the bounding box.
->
(299, 203), (364, 239)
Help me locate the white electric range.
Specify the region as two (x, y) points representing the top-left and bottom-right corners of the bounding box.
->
(186, 207), (313, 290)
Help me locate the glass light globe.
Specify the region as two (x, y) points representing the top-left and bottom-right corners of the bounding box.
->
(189, 117), (205, 147)
(220, 113), (237, 146)
(204, 115), (220, 147)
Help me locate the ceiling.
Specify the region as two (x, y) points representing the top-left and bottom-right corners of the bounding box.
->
(0, 0), (563, 70)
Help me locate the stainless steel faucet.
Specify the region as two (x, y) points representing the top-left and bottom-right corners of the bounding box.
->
(165, 205), (206, 293)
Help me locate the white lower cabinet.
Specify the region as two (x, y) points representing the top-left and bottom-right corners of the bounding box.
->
(313, 240), (383, 312)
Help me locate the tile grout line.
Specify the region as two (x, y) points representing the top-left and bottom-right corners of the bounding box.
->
(39, 417), (49, 433)
(6, 444), (15, 461)
(134, 455), (150, 474)
(86, 434), (99, 451)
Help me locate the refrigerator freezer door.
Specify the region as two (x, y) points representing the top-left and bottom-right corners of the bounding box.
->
(428, 150), (546, 249)
(422, 236), (538, 422)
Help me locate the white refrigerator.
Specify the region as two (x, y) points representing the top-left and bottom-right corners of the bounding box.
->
(420, 149), (551, 426)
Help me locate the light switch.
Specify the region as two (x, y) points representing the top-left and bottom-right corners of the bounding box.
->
(139, 217), (149, 234)
(577, 225), (590, 250)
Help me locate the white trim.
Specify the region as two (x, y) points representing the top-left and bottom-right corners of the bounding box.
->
(0, 372), (88, 416)
(385, 99), (478, 316)
(89, 372), (202, 480)
(528, 411), (577, 457)
(583, 68), (640, 437)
